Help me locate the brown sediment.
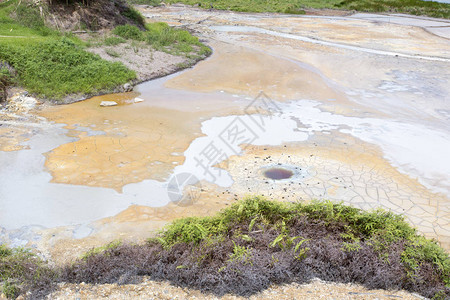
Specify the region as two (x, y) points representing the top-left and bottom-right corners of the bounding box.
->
(39, 93), (198, 191)
(165, 41), (347, 103)
(0, 126), (30, 151)
(38, 90), (246, 191)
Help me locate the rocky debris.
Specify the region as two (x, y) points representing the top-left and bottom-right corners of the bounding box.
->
(3, 92), (38, 113)
(100, 101), (118, 107)
(48, 277), (424, 299)
(123, 83), (133, 92)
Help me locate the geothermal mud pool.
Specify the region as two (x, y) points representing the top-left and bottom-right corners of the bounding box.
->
(1, 6), (450, 261)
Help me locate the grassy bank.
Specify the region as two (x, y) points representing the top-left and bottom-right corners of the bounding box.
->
(0, 0), (210, 101)
(132, 0), (450, 19)
(0, 0), (137, 100)
(1, 198), (449, 299)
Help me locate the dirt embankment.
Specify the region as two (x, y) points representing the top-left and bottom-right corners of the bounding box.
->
(43, 0), (144, 31)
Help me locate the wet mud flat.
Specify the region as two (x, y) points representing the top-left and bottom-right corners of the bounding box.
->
(0, 6), (449, 261)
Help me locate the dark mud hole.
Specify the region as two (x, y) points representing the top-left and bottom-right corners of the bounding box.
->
(264, 168), (294, 180)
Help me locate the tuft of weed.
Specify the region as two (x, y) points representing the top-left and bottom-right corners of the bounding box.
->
(113, 24), (146, 41)
(81, 240), (123, 260)
(104, 36), (126, 46)
(112, 22), (212, 57)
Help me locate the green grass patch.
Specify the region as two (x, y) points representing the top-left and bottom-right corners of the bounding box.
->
(338, 0), (450, 19)
(127, 0), (162, 6)
(113, 22), (212, 56)
(0, 38), (135, 98)
(158, 0), (450, 19)
(113, 23), (146, 40)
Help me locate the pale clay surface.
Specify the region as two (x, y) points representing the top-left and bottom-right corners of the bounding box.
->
(0, 6), (449, 299)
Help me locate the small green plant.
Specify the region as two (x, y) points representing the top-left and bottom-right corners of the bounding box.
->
(0, 244), (12, 257)
(228, 241), (253, 265)
(81, 240), (122, 260)
(127, 0), (161, 6)
(293, 238), (310, 261)
(0, 38), (136, 98)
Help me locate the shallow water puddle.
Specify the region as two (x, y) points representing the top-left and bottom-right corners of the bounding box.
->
(1, 7), (450, 258)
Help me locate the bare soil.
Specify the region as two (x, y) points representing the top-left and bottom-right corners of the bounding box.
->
(49, 278), (424, 300)
(45, 0), (143, 31)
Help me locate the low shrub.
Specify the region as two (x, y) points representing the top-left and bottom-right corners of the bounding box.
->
(0, 38), (136, 98)
(0, 245), (56, 299)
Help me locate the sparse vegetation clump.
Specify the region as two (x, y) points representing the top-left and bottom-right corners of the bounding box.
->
(3, 198), (448, 299)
